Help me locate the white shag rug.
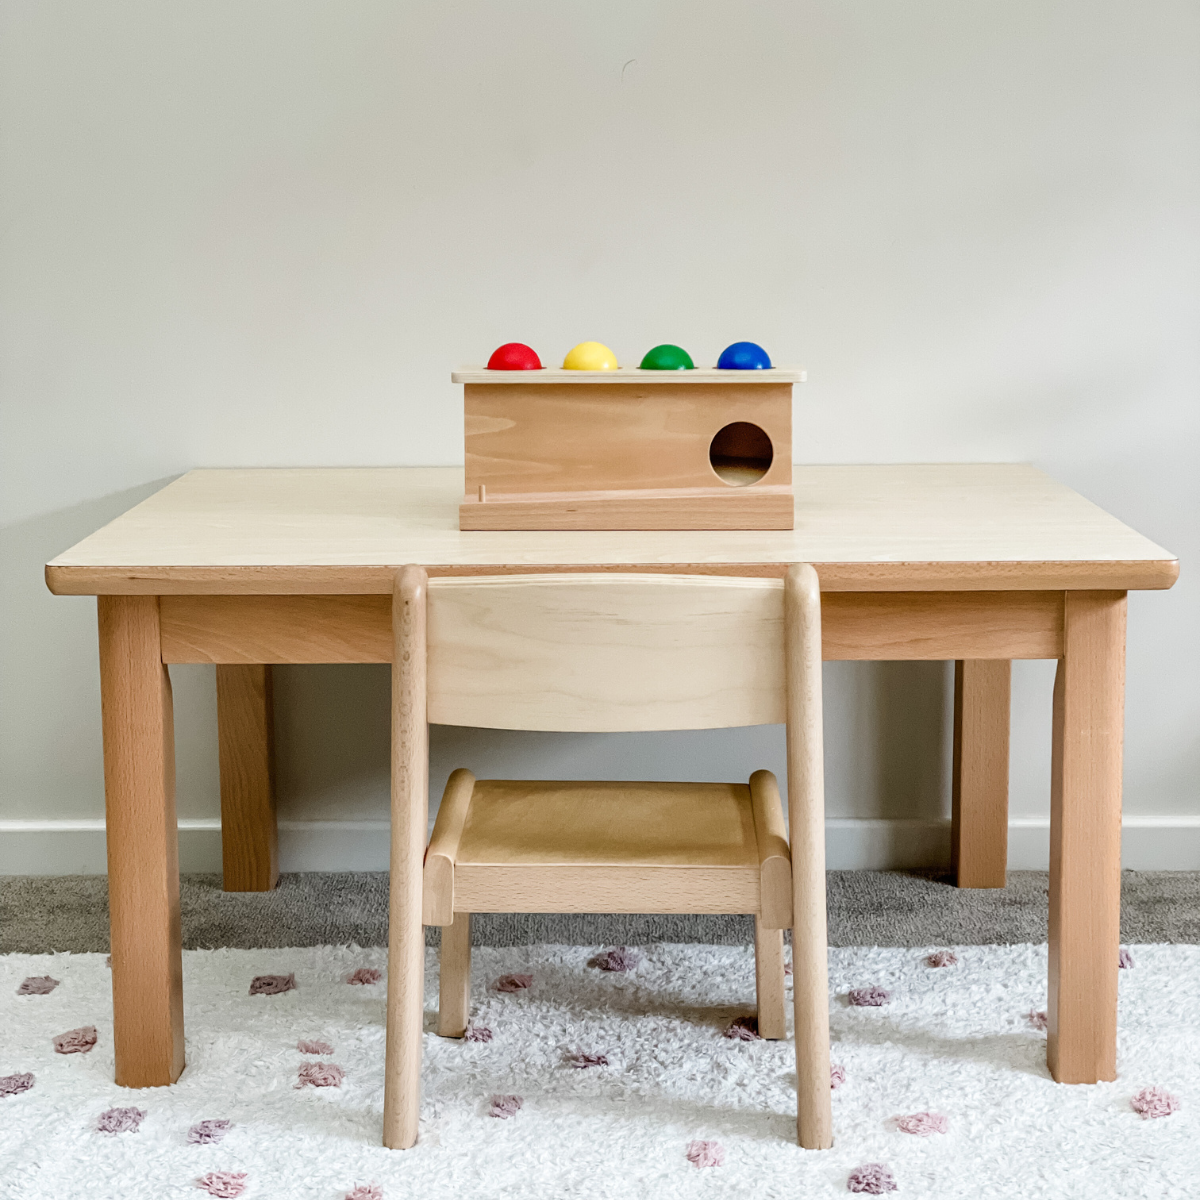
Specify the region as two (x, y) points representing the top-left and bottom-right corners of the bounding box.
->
(1, 942), (1197, 1199)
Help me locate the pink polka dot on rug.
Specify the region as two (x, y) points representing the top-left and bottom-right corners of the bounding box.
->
(464, 1025), (493, 1043)
(188, 1119), (231, 1145)
(1027, 1009), (1048, 1031)
(298, 1039), (334, 1055)
(723, 1016), (760, 1041)
(97, 1107), (144, 1134)
(1119, 948), (1135, 969)
(848, 986), (890, 1007)
(53, 1025), (97, 1055)
(1131, 1086), (1180, 1119)
(588, 947), (640, 972)
(196, 1171), (247, 1198)
(564, 1051), (608, 1068)
(345, 1185), (383, 1200)
(894, 1111), (949, 1135)
(847, 1162), (898, 1193)
(348, 967), (382, 986)
(686, 1140), (725, 1167)
(830, 1063), (847, 1089)
(296, 1062), (344, 1088)
(493, 973), (532, 993)
(488, 1094), (522, 1119)
(0, 1073), (35, 1097)
(18, 976), (59, 995)
(249, 973), (295, 996)
(925, 951), (958, 968)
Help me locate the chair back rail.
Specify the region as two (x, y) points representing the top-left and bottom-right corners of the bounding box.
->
(425, 572), (789, 732)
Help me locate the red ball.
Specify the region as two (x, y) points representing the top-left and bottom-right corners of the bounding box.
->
(487, 342), (542, 371)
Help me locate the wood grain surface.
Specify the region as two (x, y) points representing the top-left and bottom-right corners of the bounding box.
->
(446, 780), (767, 913)
(754, 921), (787, 1041)
(458, 486), (794, 531)
(426, 574), (787, 731)
(98, 595), (185, 1088)
(951, 660), (1012, 888)
(45, 465), (1178, 595)
(1047, 591), (1126, 1085)
(463, 382), (792, 495)
(216, 664), (277, 891)
(436, 914), (472, 1040)
(422, 767), (475, 926)
(785, 564), (834, 1150)
(749, 770), (793, 929)
(383, 567), (429, 1150)
(158, 588), (1066, 666)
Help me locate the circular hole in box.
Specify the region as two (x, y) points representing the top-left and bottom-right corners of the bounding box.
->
(709, 422), (773, 486)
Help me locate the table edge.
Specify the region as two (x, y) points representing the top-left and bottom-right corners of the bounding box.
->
(45, 557), (1180, 596)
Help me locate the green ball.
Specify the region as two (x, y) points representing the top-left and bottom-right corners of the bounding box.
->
(639, 343), (695, 370)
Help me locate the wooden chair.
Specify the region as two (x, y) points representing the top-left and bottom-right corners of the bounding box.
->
(383, 565), (832, 1151)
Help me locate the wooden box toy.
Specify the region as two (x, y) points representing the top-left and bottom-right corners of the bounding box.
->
(455, 349), (802, 531)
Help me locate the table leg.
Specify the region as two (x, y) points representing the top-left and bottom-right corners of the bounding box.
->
(951, 659), (1011, 888)
(383, 567), (428, 1149)
(217, 664), (278, 891)
(98, 596), (185, 1087)
(1047, 592), (1125, 1083)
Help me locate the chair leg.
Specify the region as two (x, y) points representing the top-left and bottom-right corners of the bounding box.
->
(785, 564), (834, 1149)
(383, 566), (428, 1151)
(754, 918), (787, 1040)
(437, 914), (472, 1038)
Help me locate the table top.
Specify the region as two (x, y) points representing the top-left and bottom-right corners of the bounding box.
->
(45, 465), (1178, 596)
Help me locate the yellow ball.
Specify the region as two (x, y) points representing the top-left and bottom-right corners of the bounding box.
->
(562, 341), (619, 371)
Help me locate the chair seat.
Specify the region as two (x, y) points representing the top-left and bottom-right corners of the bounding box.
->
(424, 773), (791, 921)
(459, 780), (759, 867)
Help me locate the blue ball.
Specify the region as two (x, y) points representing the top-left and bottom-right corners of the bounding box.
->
(717, 341), (772, 370)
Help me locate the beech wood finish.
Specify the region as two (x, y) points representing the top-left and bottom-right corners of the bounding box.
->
(383, 567), (429, 1150)
(951, 660), (1012, 889)
(49, 466), (1175, 1112)
(45, 465), (1178, 596)
(157, 590), (1063, 667)
(458, 486), (794, 532)
(462, 383), (793, 495)
(749, 769), (793, 929)
(754, 921), (787, 1041)
(417, 569), (825, 1145)
(426, 780), (779, 916)
(422, 767), (476, 926)
(1047, 591), (1126, 1084)
(785, 566), (834, 1149)
(437, 914), (472, 1039)
(821, 591), (1061, 660)
(426, 573), (787, 731)
(216, 664), (278, 891)
(98, 595), (185, 1088)
(458, 376), (795, 530)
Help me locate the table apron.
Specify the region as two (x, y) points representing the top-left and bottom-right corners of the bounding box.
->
(158, 590), (1065, 664)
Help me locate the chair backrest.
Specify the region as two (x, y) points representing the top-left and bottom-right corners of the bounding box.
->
(424, 571), (811, 733)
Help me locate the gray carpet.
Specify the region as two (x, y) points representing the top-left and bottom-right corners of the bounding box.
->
(2, 871), (1198, 954)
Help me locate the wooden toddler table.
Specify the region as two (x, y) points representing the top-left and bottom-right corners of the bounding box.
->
(45, 464), (1177, 1113)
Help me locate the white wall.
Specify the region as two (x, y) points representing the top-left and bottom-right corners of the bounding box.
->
(2, 0), (1198, 873)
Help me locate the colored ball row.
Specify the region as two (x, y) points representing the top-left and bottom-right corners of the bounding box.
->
(486, 341), (773, 372)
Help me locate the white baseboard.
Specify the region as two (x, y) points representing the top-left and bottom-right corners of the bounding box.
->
(2, 815), (1197, 876)
(1005, 816), (1200, 871)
